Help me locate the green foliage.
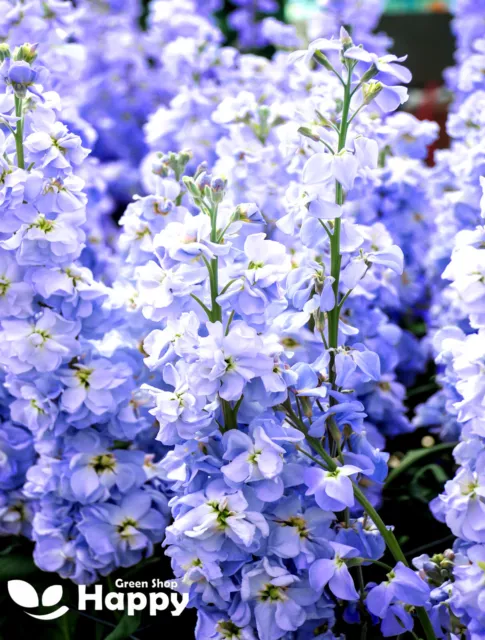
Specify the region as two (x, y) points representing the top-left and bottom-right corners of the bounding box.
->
(104, 613), (141, 640)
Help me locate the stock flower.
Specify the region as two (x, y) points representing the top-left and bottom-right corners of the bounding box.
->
(344, 48), (412, 83)
(58, 358), (132, 415)
(189, 321), (274, 401)
(309, 542), (360, 601)
(68, 449), (147, 504)
(79, 490), (168, 565)
(222, 428), (284, 482)
(304, 464), (361, 511)
(1, 309), (80, 373)
(167, 488), (269, 550)
(366, 562), (430, 616)
(241, 558), (319, 640)
(143, 363), (214, 444)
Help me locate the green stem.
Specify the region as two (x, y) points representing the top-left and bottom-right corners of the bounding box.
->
(208, 206), (222, 322)
(106, 576), (122, 621)
(360, 558), (393, 572)
(326, 70), (352, 456)
(299, 440), (437, 640)
(327, 74), (351, 357)
(406, 381), (439, 398)
(225, 309), (235, 336)
(190, 293), (212, 319)
(222, 399), (237, 431)
(14, 96), (24, 169)
(210, 256), (221, 321)
(206, 201), (236, 429)
(60, 614), (70, 640)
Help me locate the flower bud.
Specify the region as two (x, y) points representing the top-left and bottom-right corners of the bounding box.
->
(313, 50), (333, 71)
(6, 60), (37, 99)
(211, 177), (226, 193)
(362, 82), (383, 105)
(182, 176), (200, 197)
(194, 161), (208, 180)
(14, 43), (38, 64)
(360, 64), (379, 84)
(0, 44), (11, 62)
(195, 171), (211, 191)
(328, 418), (342, 443)
(298, 126), (321, 142)
(340, 27), (353, 50)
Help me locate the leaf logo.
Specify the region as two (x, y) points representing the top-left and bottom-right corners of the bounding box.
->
(7, 580), (69, 620)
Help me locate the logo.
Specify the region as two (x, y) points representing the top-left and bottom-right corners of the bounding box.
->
(7, 580), (69, 620)
(7, 578), (188, 621)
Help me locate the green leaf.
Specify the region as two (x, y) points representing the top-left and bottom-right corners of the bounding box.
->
(410, 464), (449, 503)
(0, 554), (37, 581)
(104, 613), (141, 640)
(385, 442), (456, 487)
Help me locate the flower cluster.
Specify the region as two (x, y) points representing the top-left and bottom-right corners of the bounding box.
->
(409, 1), (485, 638)
(0, 2), (483, 639)
(0, 43), (170, 583)
(113, 30), (441, 639)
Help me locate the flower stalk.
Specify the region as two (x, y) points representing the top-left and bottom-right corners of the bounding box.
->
(14, 96), (24, 169)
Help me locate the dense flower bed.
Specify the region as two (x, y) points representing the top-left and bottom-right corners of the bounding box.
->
(0, 1), (483, 639)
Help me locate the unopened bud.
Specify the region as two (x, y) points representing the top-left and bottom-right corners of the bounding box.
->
(327, 418), (342, 443)
(313, 50), (333, 71)
(298, 126), (320, 142)
(363, 81), (383, 105)
(14, 43), (38, 63)
(298, 395), (313, 418)
(179, 149), (192, 166)
(182, 176), (200, 197)
(315, 109), (334, 128)
(194, 161), (208, 180)
(211, 177), (226, 193)
(340, 27), (353, 50)
(360, 64), (379, 84)
(0, 44), (11, 62)
(196, 171), (211, 190)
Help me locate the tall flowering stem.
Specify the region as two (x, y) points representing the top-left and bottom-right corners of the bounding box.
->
(292, 32), (438, 640)
(328, 66), (351, 354)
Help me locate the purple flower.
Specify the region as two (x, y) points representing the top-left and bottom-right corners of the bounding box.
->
(241, 558), (319, 640)
(304, 464), (361, 511)
(344, 48), (412, 84)
(3, 59), (45, 100)
(167, 488), (269, 550)
(309, 542), (360, 601)
(58, 358), (132, 415)
(189, 321), (274, 401)
(221, 427), (285, 501)
(366, 562), (430, 617)
(78, 490), (167, 565)
(288, 37), (342, 68)
(69, 449), (146, 504)
(1, 309), (80, 373)
(268, 496), (334, 563)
